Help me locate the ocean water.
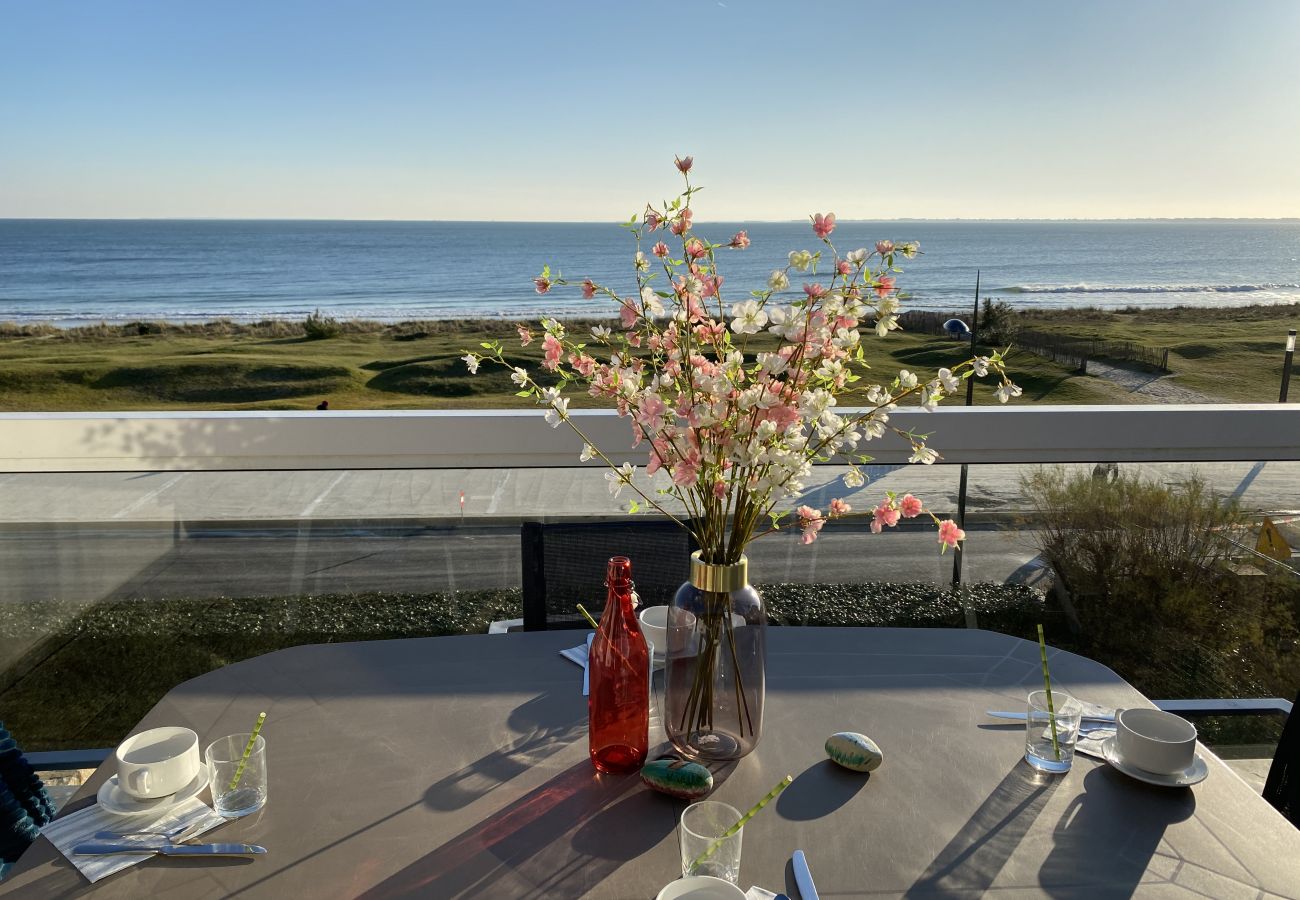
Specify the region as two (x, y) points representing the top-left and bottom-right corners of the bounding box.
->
(1, 219), (1297, 325)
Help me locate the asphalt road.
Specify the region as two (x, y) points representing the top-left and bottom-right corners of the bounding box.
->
(0, 521), (1046, 606)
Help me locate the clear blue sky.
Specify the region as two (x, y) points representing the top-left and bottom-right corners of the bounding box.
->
(2, 0), (1297, 220)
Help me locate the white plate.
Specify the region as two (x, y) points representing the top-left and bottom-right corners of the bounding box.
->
(1100, 737), (1208, 787)
(97, 763), (210, 817)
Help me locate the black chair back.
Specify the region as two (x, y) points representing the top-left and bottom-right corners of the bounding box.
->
(1264, 691), (1300, 825)
(520, 520), (696, 631)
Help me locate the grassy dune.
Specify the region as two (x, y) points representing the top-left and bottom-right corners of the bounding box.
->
(0, 304), (1294, 411)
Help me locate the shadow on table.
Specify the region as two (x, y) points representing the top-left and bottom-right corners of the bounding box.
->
(1037, 766), (1195, 896)
(357, 758), (674, 899)
(776, 760), (871, 821)
(904, 761), (1061, 897)
(424, 693), (584, 812)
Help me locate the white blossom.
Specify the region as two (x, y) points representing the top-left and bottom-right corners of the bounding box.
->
(635, 251), (649, 271)
(844, 466), (866, 488)
(768, 270), (790, 291)
(995, 381), (1024, 404)
(591, 325), (612, 340)
(544, 396), (570, 428)
(845, 248), (868, 265)
(510, 366), (528, 387)
(910, 444), (939, 465)
(605, 462), (636, 497)
(462, 353), (480, 374)
(938, 367), (961, 393)
(730, 300), (769, 335)
(897, 370), (919, 390)
(972, 356), (991, 377)
(580, 444), (597, 462)
(788, 250), (814, 272)
(640, 284), (664, 318)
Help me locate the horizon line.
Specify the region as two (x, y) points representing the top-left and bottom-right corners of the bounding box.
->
(3, 216), (1300, 224)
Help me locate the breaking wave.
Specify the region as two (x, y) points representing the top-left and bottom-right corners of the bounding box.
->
(1006, 282), (1300, 295)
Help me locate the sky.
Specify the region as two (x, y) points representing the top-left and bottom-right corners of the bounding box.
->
(1, 0), (1298, 221)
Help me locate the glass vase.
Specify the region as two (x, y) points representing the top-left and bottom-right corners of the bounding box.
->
(664, 552), (765, 761)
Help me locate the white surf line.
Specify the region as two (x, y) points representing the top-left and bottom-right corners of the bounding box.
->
(485, 470), (513, 515)
(298, 471), (350, 518)
(111, 473), (187, 520)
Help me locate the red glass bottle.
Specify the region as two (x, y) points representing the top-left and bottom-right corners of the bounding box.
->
(588, 556), (650, 774)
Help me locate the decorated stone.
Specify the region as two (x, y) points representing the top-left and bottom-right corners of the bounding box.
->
(825, 732), (883, 773)
(640, 757), (714, 800)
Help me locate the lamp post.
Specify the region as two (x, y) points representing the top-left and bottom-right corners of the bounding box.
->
(951, 271), (979, 588)
(1282, 329), (1296, 403)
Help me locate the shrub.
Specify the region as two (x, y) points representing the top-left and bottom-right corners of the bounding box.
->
(980, 297), (1019, 347)
(303, 309), (343, 340)
(1022, 467), (1300, 700)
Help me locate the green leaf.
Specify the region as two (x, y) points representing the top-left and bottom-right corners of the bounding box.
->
(515, 390), (531, 397)
(480, 342), (494, 349)
(627, 500), (640, 514)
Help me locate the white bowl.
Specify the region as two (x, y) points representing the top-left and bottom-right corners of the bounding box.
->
(655, 875), (748, 900)
(1116, 707), (1197, 775)
(639, 605), (669, 656)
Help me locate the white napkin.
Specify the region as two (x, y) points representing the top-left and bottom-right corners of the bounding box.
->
(40, 797), (225, 883)
(559, 632), (595, 695)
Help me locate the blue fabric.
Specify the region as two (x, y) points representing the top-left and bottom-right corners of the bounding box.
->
(0, 722), (54, 867)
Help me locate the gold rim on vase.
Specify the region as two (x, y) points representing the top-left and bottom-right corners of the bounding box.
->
(689, 551), (749, 593)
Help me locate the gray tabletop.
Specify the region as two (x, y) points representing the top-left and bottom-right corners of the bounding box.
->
(4, 627), (1299, 898)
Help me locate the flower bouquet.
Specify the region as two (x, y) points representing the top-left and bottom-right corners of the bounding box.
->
(466, 157), (1017, 758)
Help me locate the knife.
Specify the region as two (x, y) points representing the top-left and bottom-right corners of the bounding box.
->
(74, 842), (266, 857)
(986, 710), (1116, 723)
(792, 849), (819, 900)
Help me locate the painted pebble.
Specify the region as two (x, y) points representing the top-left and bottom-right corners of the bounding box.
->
(640, 758), (714, 800)
(825, 732), (883, 773)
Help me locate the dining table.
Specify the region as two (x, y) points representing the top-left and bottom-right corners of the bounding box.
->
(3, 626), (1299, 898)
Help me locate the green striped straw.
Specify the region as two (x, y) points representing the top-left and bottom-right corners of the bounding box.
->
(576, 603), (600, 630)
(689, 774), (793, 873)
(227, 711), (267, 792)
(1036, 625), (1061, 761)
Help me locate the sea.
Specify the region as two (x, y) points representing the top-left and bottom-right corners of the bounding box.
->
(1, 219), (1298, 325)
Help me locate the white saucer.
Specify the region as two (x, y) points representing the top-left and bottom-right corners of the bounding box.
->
(97, 763), (210, 817)
(1100, 737), (1208, 787)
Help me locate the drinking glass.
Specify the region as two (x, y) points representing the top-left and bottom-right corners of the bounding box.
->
(1024, 690), (1082, 773)
(679, 800), (742, 884)
(206, 734), (268, 817)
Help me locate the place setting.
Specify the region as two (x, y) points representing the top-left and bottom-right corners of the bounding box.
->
(39, 713), (270, 884)
(986, 626), (1210, 788)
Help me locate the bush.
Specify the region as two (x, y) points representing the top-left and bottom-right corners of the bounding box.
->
(980, 297), (1019, 347)
(1022, 467), (1300, 699)
(303, 309), (343, 340)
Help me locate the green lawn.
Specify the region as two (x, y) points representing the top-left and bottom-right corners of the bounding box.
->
(0, 315), (1128, 411)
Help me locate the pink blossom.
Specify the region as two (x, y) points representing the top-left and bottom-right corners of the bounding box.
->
(672, 450), (701, 487)
(670, 208), (693, 236)
(829, 498), (852, 517)
(534, 276), (551, 294)
(730, 230), (750, 249)
(572, 354), (596, 377)
(874, 275), (896, 299)
(900, 494), (923, 518)
(620, 304), (639, 329)
(700, 274), (723, 298)
(541, 334), (563, 371)
(685, 239), (707, 260)
(675, 155), (694, 174)
(796, 505), (825, 544)
(874, 502), (900, 529)
(812, 212), (836, 239)
(870, 517), (883, 534)
(803, 283), (827, 299)
(646, 438), (674, 475)
(644, 206), (664, 231)
(837, 259), (852, 276)
(517, 325), (533, 347)
(937, 519), (966, 549)
(712, 479), (727, 500)
(652, 241), (670, 258)
(579, 279), (596, 299)
(876, 240), (894, 256)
